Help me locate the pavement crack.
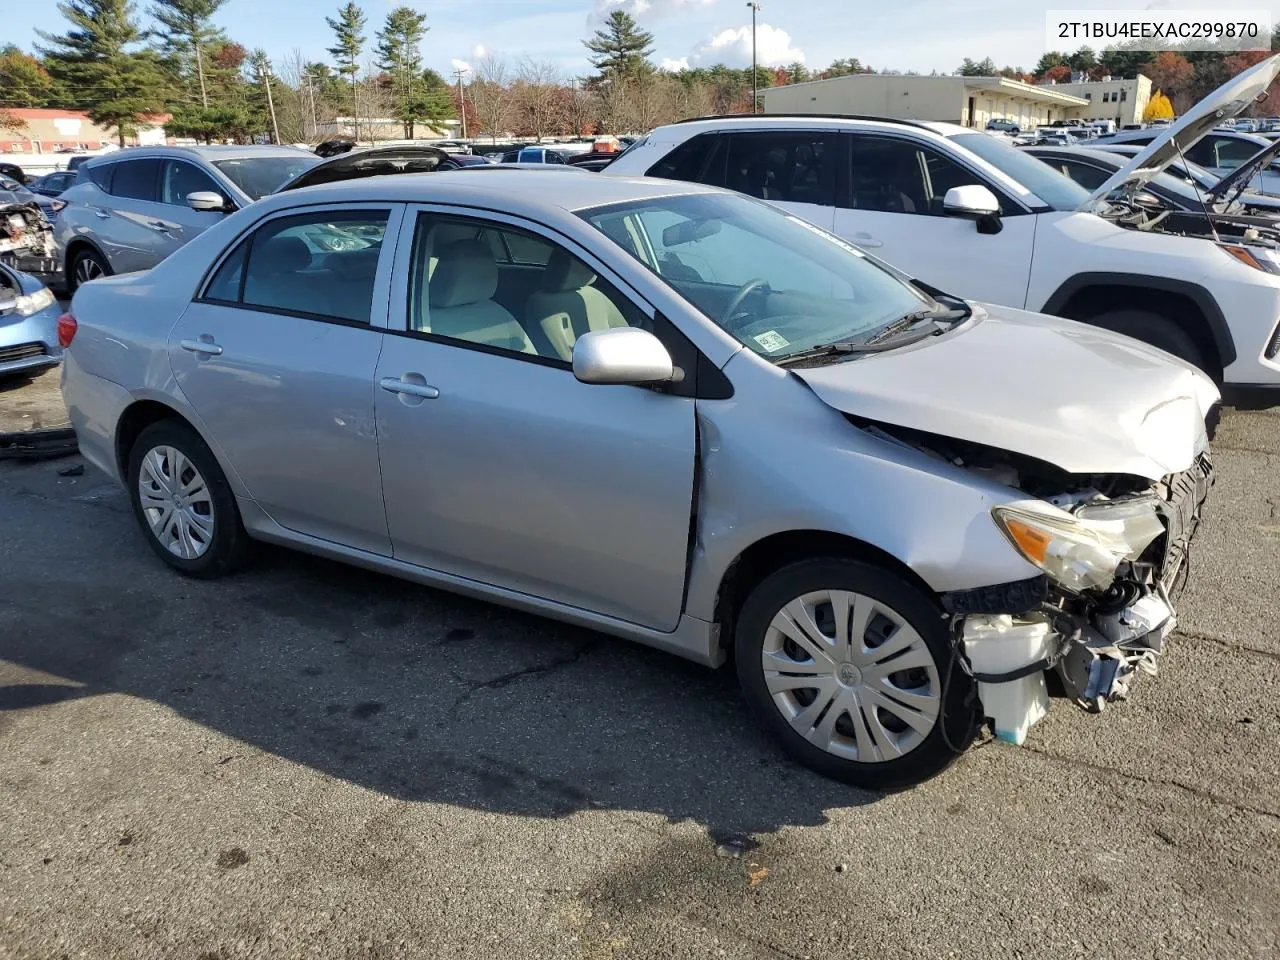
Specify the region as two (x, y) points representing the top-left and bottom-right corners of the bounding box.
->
(449, 641), (598, 719)
(1178, 630), (1280, 664)
(1023, 745), (1280, 821)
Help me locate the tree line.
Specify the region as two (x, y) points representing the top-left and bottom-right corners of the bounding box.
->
(3, 2), (1280, 148)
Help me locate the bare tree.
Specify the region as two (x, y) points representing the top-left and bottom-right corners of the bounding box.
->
(594, 77), (630, 134)
(511, 58), (565, 142)
(626, 71), (676, 132)
(468, 55), (513, 142)
(564, 77), (597, 136)
(272, 49), (313, 144)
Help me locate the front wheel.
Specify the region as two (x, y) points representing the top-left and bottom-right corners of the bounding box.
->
(735, 559), (975, 788)
(69, 247), (111, 293)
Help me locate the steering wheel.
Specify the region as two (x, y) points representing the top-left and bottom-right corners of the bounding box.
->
(721, 278), (770, 331)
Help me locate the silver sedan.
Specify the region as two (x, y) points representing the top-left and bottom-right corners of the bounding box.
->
(60, 170), (1216, 787)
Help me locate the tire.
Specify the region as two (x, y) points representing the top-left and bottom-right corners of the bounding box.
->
(68, 247), (111, 294)
(126, 419), (251, 578)
(1088, 309), (1207, 372)
(735, 558), (976, 789)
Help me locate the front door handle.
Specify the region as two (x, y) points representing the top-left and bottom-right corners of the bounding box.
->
(93, 209), (111, 220)
(379, 375), (439, 400)
(851, 232), (883, 248)
(180, 337), (223, 357)
(148, 220), (171, 232)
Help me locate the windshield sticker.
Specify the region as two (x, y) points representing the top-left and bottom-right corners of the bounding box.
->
(753, 330), (790, 352)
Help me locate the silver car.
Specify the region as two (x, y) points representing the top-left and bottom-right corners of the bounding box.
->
(60, 170), (1218, 787)
(54, 145), (319, 292)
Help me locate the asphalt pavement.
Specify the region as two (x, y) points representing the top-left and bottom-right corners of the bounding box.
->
(1, 405), (1277, 960)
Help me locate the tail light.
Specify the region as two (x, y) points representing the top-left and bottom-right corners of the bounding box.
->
(56, 312), (77, 348)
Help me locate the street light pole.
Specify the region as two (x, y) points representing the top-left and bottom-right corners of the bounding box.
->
(747, 2), (761, 114)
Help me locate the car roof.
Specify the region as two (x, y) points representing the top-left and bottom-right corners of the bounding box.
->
(258, 169), (721, 215)
(1024, 145), (1125, 167)
(85, 144), (315, 168)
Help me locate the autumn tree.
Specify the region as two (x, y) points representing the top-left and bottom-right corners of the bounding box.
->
(468, 56), (513, 142)
(1141, 52), (1195, 110)
(149, 0), (228, 108)
(0, 45), (63, 107)
(1143, 90), (1175, 122)
(1041, 64), (1072, 84)
(37, 0), (167, 147)
(511, 59), (565, 142)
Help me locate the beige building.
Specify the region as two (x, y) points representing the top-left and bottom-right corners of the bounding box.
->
(760, 74), (1089, 129)
(1037, 75), (1152, 127)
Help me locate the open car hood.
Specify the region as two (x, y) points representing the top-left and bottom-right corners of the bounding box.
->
(1206, 135), (1280, 199)
(791, 304), (1219, 482)
(1080, 53), (1280, 210)
(276, 146), (450, 192)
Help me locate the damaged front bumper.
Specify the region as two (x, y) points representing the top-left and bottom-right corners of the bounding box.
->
(943, 454), (1213, 744)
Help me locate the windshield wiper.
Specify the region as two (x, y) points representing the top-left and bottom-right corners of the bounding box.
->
(777, 306), (968, 366)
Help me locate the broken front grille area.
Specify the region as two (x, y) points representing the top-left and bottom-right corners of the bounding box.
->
(1155, 454), (1214, 594)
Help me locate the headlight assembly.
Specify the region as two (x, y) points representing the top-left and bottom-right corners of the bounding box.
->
(7, 286), (56, 317)
(992, 499), (1164, 593)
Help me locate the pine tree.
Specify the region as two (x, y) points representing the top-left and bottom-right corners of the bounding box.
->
(376, 5), (429, 137)
(326, 2), (366, 96)
(149, 0), (227, 108)
(37, 0), (167, 147)
(584, 10), (654, 80)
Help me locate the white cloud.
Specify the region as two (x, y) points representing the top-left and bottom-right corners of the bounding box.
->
(660, 57), (691, 71)
(471, 44), (487, 60)
(450, 58), (472, 75)
(592, 0), (719, 21)
(686, 22), (805, 68)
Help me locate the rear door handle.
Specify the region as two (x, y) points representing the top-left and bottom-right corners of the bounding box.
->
(379, 375), (439, 400)
(148, 220), (171, 232)
(180, 337), (223, 356)
(93, 209), (111, 220)
(851, 232), (883, 248)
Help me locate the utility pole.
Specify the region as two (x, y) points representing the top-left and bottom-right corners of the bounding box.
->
(747, 2), (761, 114)
(195, 41), (208, 108)
(258, 59), (280, 145)
(302, 75), (318, 140)
(453, 67), (469, 140)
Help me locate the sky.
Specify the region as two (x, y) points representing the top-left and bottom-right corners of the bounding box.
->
(6, 0), (1280, 80)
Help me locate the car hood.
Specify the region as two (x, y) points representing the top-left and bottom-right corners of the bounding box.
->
(791, 304), (1219, 481)
(1081, 53), (1280, 210)
(1208, 135), (1280, 199)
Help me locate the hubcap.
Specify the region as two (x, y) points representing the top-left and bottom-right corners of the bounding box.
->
(137, 445), (214, 560)
(75, 257), (102, 285)
(761, 589), (941, 764)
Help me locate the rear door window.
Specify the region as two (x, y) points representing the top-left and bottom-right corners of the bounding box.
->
(109, 159), (161, 202)
(646, 133), (720, 182)
(722, 132), (836, 205)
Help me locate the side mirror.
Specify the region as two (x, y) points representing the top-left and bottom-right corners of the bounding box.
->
(187, 191), (228, 212)
(572, 327), (675, 386)
(943, 184), (1001, 219)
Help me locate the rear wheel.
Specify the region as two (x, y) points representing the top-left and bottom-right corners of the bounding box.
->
(68, 247), (111, 293)
(735, 558), (975, 788)
(1088, 309), (1206, 371)
(126, 420), (251, 578)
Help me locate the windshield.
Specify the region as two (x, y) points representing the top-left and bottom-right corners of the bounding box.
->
(212, 155), (320, 200)
(951, 132), (1091, 211)
(580, 193), (936, 361)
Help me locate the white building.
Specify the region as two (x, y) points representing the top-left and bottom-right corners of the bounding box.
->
(1037, 75), (1152, 128)
(760, 75), (1089, 129)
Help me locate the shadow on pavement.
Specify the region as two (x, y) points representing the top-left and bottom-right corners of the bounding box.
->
(1, 516), (881, 839)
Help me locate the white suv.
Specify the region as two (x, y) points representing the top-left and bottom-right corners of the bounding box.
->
(607, 56), (1280, 398)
